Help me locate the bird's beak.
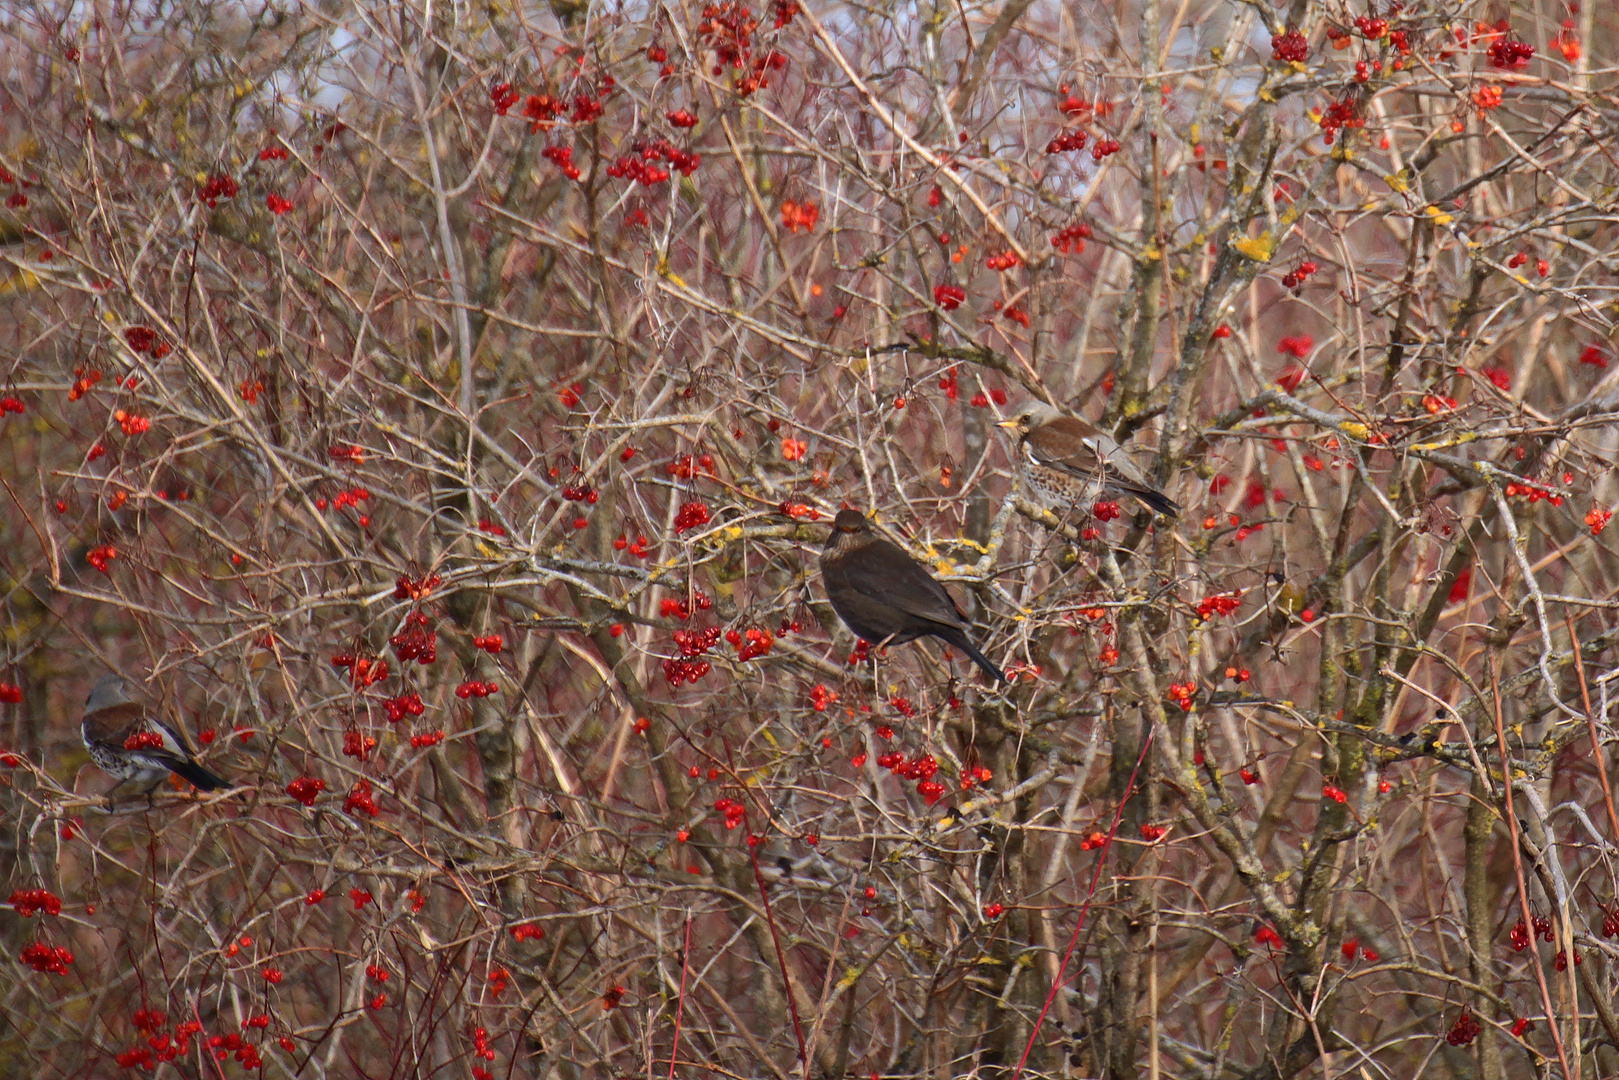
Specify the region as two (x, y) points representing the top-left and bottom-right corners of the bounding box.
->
(995, 419), (1020, 429)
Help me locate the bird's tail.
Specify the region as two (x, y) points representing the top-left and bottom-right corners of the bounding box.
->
(1125, 483), (1180, 519)
(943, 629), (1006, 683)
(167, 758), (228, 792)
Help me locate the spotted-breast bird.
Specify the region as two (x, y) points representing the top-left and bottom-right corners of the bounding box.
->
(81, 675), (228, 799)
(997, 402), (1179, 518)
(819, 510), (1004, 682)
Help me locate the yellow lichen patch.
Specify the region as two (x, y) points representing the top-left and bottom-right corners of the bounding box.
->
(1231, 233), (1275, 262)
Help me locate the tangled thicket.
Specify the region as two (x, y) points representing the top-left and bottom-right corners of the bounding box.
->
(3, 0), (1619, 1077)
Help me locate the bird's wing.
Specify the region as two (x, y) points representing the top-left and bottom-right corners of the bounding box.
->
(836, 540), (970, 629)
(85, 702), (191, 759)
(1028, 418), (1152, 486)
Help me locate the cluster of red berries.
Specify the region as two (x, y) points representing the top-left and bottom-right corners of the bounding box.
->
(454, 680), (498, 699)
(69, 366), (102, 401)
(331, 653), (389, 687)
(1339, 937), (1378, 962)
(614, 533), (652, 558)
(1073, 830), (1106, 851)
(1140, 823), (1166, 842)
(391, 614), (438, 664)
(344, 780), (380, 817)
(0, 682), (20, 705)
(1167, 681), (1196, 711)
(1270, 29), (1308, 62)
(1253, 924), (1284, 949)
(122, 729), (165, 751)
(473, 633), (503, 653)
(713, 797), (747, 829)
(984, 251), (1020, 271)
(1352, 14), (1388, 38)
(21, 941), (73, 973)
(1051, 223), (1092, 254)
(112, 408), (148, 436)
(570, 95), (605, 124)
(809, 683), (837, 711)
(561, 484), (598, 504)
(10, 888), (62, 916)
(1503, 482), (1561, 506)
(1487, 37), (1534, 69)
(1196, 591), (1242, 620)
(342, 730), (376, 760)
(0, 395), (23, 414)
(1321, 783), (1347, 804)
(934, 284), (966, 310)
(86, 544), (116, 573)
(961, 764), (993, 790)
(410, 730), (445, 748)
(196, 174), (239, 207)
(1091, 138), (1121, 160)
(674, 501), (711, 532)
(393, 572), (443, 600)
(1091, 500), (1122, 522)
(1446, 1009), (1482, 1046)
(542, 145), (581, 180)
(663, 656), (711, 687)
(875, 751), (936, 780)
(1508, 913), (1553, 951)
(489, 82), (520, 114)
(779, 501), (821, 520)
(661, 592), (712, 620)
(1421, 394), (1458, 415)
(318, 486), (370, 513)
(673, 626), (721, 658)
(511, 922), (544, 943)
(1277, 334), (1313, 359)
(1045, 131), (1088, 154)
(382, 692), (425, 724)
(726, 626), (774, 660)
(1281, 260), (1318, 290)
(970, 388), (1010, 407)
(1317, 97), (1364, 144)
(667, 452), (715, 479)
(780, 200), (818, 232)
(286, 777), (325, 808)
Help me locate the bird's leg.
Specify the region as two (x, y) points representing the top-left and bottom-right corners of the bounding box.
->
(98, 777), (131, 813)
(869, 635), (894, 686)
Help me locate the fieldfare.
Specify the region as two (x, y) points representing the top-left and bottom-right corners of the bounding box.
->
(81, 675), (228, 798)
(819, 510), (1005, 682)
(997, 402), (1179, 518)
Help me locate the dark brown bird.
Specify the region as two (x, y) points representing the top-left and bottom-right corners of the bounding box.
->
(998, 402), (1179, 518)
(819, 510), (1004, 682)
(81, 676), (228, 797)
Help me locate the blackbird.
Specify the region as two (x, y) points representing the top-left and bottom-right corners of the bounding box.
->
(81, 675), (228, 798)
(998, 402), (1179, 518)
(820, 510), (1004, 682)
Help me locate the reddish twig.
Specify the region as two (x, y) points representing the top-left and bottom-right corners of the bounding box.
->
(751, 837), (808, 1066)
(668, 912), (692, 1080)
(1491, 656), (1574, 1080)
(1566, 614), (1619, 842)
(1011, 727), (1155, 1080)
